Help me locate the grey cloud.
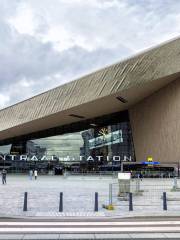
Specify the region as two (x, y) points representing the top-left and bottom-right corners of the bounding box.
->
(0, 16), (131, 107)
(1, 0), (180, 109)
(1, 0), (180, 154)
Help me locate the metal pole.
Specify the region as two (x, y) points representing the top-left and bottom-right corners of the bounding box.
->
(173, 177), (177, 190)
(129, 192), (133, 211)
(59, 192), (63, 212)
(94, 192), (98, 212)
(109, 183), (112, 205)
(136, 178), (140, 192)
(163, 192), (167, 211)
(121, 161), (123, 172)
(23, 192), (28, 212)
(178, 162), (180, 178)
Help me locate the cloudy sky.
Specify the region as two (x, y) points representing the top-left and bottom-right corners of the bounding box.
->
(1, 0), (180, 156)
(0, 0), (180, 109)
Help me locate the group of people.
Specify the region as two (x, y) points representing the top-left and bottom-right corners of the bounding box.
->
(0, 169), (38, 185)
(29, 169), (38, 180)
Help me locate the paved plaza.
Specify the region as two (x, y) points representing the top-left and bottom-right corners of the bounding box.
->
(0, 175), (180, 217)
(0, 175), (114, 217)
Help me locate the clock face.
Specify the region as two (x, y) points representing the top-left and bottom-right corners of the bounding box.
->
(98, 128), (108, 138)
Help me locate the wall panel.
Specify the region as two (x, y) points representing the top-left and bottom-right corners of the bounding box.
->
(129, 79), (180, 163)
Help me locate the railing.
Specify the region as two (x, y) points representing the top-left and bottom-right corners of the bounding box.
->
(109, 178), (180, 212)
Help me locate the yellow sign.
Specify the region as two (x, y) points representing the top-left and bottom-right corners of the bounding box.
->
(147, 156), (153, 167)
(98, 128), (108, 140)
(147, 156), (153, 162)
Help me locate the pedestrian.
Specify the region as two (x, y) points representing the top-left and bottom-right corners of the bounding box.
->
(2, 169), (7, 185)
(29, 170), (33, 180)
(139, 172), (143, 181)
(34, 169), (38, 180)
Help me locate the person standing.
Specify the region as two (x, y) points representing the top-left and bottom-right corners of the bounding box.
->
(139, 172), (143, 181)
(2, 169), (7, 185)
(34, 169), (38, 180)
(29, 170), (33, 180)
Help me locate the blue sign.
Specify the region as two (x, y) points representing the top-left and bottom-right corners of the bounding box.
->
(141, 161), (160, 165)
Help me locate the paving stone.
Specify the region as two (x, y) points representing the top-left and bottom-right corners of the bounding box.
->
(23, 234), (60, 239)
(95, 233), (131, 239)
(0, 234), (24, 239)
(129, 233), (166, 238)
(59, 234), (95, 239)
(35, 212), (105, 217)
(163, 233), (180, 238)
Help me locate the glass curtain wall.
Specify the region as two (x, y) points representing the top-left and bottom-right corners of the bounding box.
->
(0, 121), (135, 173)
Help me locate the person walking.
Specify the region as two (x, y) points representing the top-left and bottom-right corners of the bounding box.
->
(29, 170), (33, 180)
(34, 169), (38, 180)
(2, 169), (7, 185)
(139, 172), (143, 181)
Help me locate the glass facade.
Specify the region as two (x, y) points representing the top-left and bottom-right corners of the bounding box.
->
(0, 120), (135, 173)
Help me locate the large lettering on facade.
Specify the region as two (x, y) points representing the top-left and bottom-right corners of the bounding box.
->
(0, 154), (132, 162)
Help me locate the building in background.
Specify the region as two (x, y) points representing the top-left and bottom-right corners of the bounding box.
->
(0, 37), (180, 175)
(10, 140), (46, 159)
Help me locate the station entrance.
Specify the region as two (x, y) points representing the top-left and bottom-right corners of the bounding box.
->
(0, 111), (135, 174)
(0, 110), (176, 177)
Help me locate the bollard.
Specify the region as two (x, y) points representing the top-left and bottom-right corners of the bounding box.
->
(129, 192), (133, 211)
(163, 192), (167, 211)
(23, 192), (28, 212)
(59, 192), (63, 212)
(94, 192), (98, 212)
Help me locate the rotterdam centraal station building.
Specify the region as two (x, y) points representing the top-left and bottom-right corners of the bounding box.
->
(0, 37), (179, 174)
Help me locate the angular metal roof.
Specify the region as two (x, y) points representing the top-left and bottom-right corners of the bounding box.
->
(0, 37), (180, 143)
